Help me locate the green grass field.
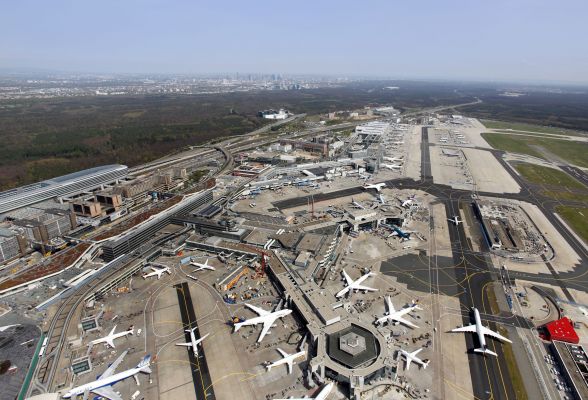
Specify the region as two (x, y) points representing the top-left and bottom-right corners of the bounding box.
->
(556, 206), (588, 244)
(514, 164), (586, 189)
(481, 119), (583, 136)
(482, 133), (588, 167)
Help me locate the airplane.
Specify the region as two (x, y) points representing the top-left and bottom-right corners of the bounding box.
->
(383, 156), (403, 162)
(266, 348), (306, 374)
(364, 182), (386, 192)
(273, 382), (334, 400)
(336, 269), (378, 298)
(63, 350), (151, 400)
(451, 307), (512, 356)
(176, 327), (209, 357)
(375, 296), (421, 328)
(234, 303), (292, 342)
(448, 216), (462, 226)
(399, 348), (429, 371)
(380, 163), (402, 170)
(350, 198), (365, 209)
(142, 266), (171, 279)
(89, 325), (134, 348)
(382, 224), (411, 240)
(399, 196), (416, 208)
(190, 259), (215, 271)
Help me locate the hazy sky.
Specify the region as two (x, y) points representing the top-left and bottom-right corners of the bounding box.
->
(2, 0), (588, 83)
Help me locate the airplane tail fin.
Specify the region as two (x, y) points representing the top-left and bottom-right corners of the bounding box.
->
(474, 347), (497, 357)
(423, 360), (430, 369)
(185, 327), (197, 333)
(137, 355), (152, 373)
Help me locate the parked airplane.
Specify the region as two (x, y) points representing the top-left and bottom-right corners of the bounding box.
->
(364, 182), (386, 192)
(380, 163), (402, 170)
(399, 196), (416, 208)
(350, 198), (365, 210)
(451, 307), (512, 356)
(63, 350), (151, 400)
(383, 156), (403, 162)
(89, 325), (134, 348)
(399, 348), (429, 371)
(273, 382), (334, 400)
(375, 296), (421, 328)
(142, 266), (171, 280)
(191, 259), (215, 271)
(266, 348), (306, 374)
(234, 303), (292, 342)
(176, 327), (209, 357)
(448, 216), (462, 226)
(336, 270), (378, 298)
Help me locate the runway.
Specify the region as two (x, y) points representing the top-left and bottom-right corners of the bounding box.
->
(174, 282), (216, 400)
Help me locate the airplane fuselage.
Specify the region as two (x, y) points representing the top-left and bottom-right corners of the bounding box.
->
(474, 308), (487, 349)
(64, 366), (142, 398)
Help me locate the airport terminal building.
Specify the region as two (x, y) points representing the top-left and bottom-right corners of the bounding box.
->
(0, 165), (128, 215)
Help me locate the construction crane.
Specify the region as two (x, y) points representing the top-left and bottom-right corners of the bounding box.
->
(240, 244), (269, 277)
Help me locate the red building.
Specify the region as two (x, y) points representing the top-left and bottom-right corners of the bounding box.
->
(544, 317), (579, 344)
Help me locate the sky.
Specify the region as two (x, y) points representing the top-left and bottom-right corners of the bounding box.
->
(1, 0), (588, 83)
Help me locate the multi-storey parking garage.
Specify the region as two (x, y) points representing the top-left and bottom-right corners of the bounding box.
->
(0, 164), (128, 215)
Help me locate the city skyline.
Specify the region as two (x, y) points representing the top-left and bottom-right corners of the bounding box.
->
(2, 0), (588, 84)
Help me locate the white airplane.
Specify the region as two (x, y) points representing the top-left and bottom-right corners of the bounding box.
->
(364, 182), (386, 192)
(89, 325), (134, 348)
(266, 348), (306, 374)
(234, 303), (292, 342)
(380, 163), (402, 171)
(350, 198), (365, 209)
(399, 196), (416, 208)
(142, 266), (171, 279)
(63, 350), (151, 400)
(336, 269), (378, 298)
(448, 216), (462, 225)
(176, 327), (209, 357)
(399, 348), (429, 371)
(383, 156), (403, 162)
(273, 382), (334, 400)
(451, 307), (512, 356)
(375, 296), (421, 328)
(190, 259), (215, 271)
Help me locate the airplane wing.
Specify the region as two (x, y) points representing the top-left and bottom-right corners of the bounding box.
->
(354, 273), (373, 286)
(410, 348), (423, 357)
(342, 270), (353, 286)
(287, 359), (293, 375)
(481, 326), (513, 343)
(92, 386), (123, 400)
(354, 284), (377, 292)
(394, 316), (418, 329)
(258, 319), (273, 342)
(99, 350), (128, 379)
(246, 303), (269, 316)
(451, 324), (476, 333)
(108, 326), (117, 336)
(386, 297), (396, 313)
(277, 348), (289, 358)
